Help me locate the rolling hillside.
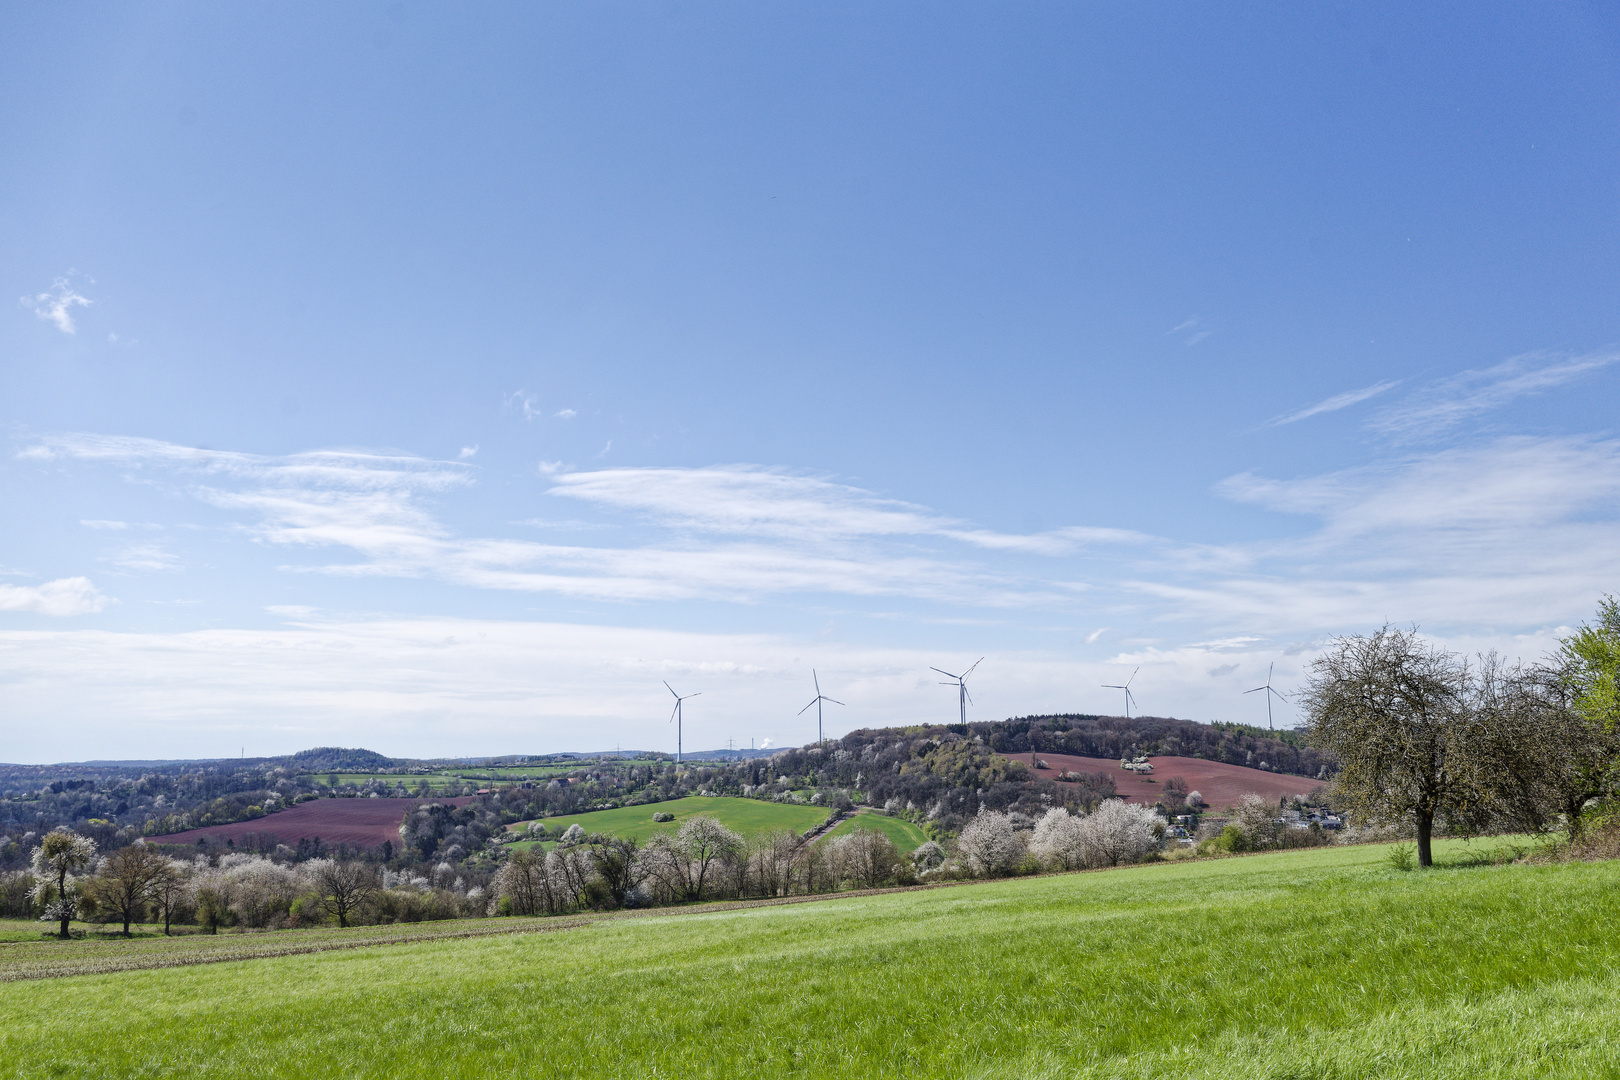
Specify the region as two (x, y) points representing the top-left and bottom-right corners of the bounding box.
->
(508, 795), (827, 848)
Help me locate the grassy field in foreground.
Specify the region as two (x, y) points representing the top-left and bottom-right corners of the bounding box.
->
(507, 795), (828, 850)
(4, 837), (1618, 1077)
(822, 810), (930, 852)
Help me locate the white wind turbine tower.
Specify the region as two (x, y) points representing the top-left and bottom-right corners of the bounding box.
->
(1102, 666), (1140, 719)
(932, 658), (983, 725)
(797, 670), (845, 747)
(665, 681), (700, 765)
(1245, 663), (1287, 730)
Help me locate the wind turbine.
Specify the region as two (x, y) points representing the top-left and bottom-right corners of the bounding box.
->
(932, 658), (983, 725)
(665, 681), (700, 765)
(1102, 667), (1140, 719)
(797, 670), (845, 746)
(1245, 663), (1287, 730)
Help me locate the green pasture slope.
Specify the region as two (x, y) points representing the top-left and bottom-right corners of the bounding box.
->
(508, 795), (827, 849)
(7, 840), (1620, 1078)
(822, 811), (930, 852)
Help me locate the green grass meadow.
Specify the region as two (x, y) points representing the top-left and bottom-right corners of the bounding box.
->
(822, 810), (930, 852)
(506, 795), (828, 849)
(5, 838), (1620, 1078)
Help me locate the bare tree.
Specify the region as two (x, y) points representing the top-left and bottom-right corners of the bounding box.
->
(1470, 654), (1620, 838)
(589, 836), (646, 907)
(149, 859), (190, 935)
(643, 816), (745, 902)
(86, 842), (173, 936)
(311, 860), (378, 928)
(493, 849), (546, 915)
(750, 830), (804, 898)
(1302, 627), (1483, 867)
(29, 830), (97, 939)
(842, 827), (904, 888)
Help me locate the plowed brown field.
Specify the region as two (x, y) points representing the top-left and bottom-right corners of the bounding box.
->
(1015, 753), (1322, 809)
(147, 796), (475, 850)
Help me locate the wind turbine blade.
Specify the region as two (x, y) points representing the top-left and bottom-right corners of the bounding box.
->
(963, 687), (974, 705)
(813, 670), (821, 694)
(1245, 686), (1265, 694)
(1125, 666), (1140, 687)
(664, 681), (679, 698)
(798, 699), (817, 715)
(825, 697), (846, 707)
(930, 666), (959, 679)
(669, 702), (680, 721)
(687, 692), (701, 700)
(1102, 684), (1124, 690)
(963, 658), (983, 679)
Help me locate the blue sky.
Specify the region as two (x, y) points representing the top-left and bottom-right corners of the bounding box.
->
(3, 3), (1619, 762)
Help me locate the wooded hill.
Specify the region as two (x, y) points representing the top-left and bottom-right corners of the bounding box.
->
(984, 714), (1334, 780)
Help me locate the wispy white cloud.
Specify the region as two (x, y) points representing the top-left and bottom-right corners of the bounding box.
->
(1370, 352), (1616, 438)
(80, 519), (128, 530)
(23, 436), (1082, 608)
(23, 430), (1620, 642)
(1268, 380), (1400, 426)
(0, 577), (108, 616)
(458, 445), (478, 459)
(21, 276), (91, 334)
(554, 409), (576, 420)
(504, 390), (544, 422)
(108, 544), (181, 573)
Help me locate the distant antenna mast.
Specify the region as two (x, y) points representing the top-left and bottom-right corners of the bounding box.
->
(798, 669), (845, 746)
(1245, 662), (1287, 730)
(1102, 667), (1140, 720)
(665, 682), (700, 765)
(932, 658), (983, 725)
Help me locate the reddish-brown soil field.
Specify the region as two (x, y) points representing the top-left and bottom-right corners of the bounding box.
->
(147, 796), (474, 850)
(1014, 752), (1323, 809)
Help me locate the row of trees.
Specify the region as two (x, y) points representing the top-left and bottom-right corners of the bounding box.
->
(491, 800), (1172, 917)
(14, 832), (491, 936)
(1305, 599), (1620, 867)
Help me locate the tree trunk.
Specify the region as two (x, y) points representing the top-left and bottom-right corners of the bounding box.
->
(1416, 809), (1434, 868)
(163, 910), (171, 936)
(58, 915), (71, 940)
(123, 912), (132, 936)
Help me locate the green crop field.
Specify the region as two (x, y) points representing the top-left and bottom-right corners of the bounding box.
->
(822, 811), (930, 852)
(507, 795), (828, 849)
(5, 838), (1619, 1078)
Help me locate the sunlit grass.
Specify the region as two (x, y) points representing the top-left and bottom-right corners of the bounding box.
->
(2, 838), (1614, 1078)
(505, 794), (828, 850)
(822, 810), (931, 852)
